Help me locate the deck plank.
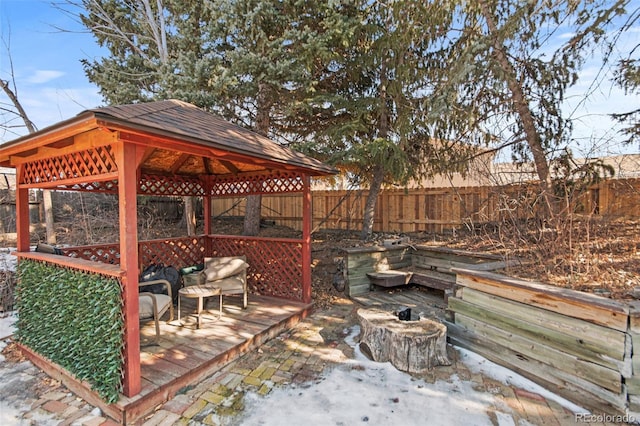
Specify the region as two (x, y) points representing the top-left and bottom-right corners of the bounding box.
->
(21, 294), (311, 425)
(352, 287), (447, 321)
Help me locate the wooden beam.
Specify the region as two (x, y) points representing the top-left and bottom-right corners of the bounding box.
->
(18, 343), (125, 424)
(19, 172), (119, 190)
(116, 128), (313, 175)
(202, 157), (214, 175)
(170, 153), (191, 174)
(302, 174), (312, 304)
(454, 312), (623, 393)
(454, 268), (629, 331)
(447, 321), (628, 414)
(15, 164), (30, 252)
(218, 159), (240, 174)
(115, 141), (142, 397)
(8, 127), (117, 166)
(117, 130), (224, 159)
(455, 287), (627, 361)
(0, 118), (98, 164)
(16, 252), (122, 277)
(139, 146), (157, 165)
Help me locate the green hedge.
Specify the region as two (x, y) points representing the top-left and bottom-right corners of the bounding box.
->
(16, 260), (124, 403)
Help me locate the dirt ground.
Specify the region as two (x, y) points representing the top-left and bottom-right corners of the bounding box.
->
(313, 220), (640, 307)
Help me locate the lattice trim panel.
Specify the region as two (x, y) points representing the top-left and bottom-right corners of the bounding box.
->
(209, 236), (303, 302)
(55, 180), (119, 193)
(209, 171), (304, 197)
(139, 236), (205, 270)
(21, 146), (117, 186)
(139, 174), (205, 197)
(61, 237), (205, 271)
(61, 244), (121, 265)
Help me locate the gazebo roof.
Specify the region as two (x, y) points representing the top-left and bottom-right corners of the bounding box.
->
(0, 99), (336, 177)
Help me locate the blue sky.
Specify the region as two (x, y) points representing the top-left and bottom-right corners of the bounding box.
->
(0, 0), (104, 143)
(0, 0), (638, 157)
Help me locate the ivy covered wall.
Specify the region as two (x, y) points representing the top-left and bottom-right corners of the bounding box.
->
(16, 260), (125, 403)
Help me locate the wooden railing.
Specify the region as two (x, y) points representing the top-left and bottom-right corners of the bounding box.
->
(56, 234), (305, 302)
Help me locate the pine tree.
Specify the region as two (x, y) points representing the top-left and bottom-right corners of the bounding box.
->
(291, 0), (456, 239)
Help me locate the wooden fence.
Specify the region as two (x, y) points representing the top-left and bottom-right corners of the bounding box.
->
(212, 178), (640, 233)
(2, 178), (638, 235)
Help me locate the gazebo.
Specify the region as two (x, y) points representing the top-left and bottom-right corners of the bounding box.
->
(0, 99), (336, 423)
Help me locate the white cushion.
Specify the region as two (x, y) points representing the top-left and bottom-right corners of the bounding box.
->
(139, 293), (171, 319)
(202, 257), (248, 282)
(208, 275), (245, 294)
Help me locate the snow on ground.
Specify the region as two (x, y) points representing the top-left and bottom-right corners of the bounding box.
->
(1, 248), (17, 341)
(0, 403), (59, 426)
(0, 312), (16, 341)
(233, 327), (586, 426)
(0, 248), (17, 273)
(457, 348), (587, 414)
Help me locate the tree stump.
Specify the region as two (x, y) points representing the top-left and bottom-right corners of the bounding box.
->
(357, 307), (451, 374)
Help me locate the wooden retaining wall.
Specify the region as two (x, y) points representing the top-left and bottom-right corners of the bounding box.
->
(341, 245), (413, 297)
(626, 303), (640, 413)
(447, 269), (634, 415)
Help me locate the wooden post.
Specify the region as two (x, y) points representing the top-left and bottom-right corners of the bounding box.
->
(115, 142), (141, 397)
(203, 196), (211, 235)
(15, 165), (30, 252)
(202, 177), (212, 257)
(302, 174), (312, 304)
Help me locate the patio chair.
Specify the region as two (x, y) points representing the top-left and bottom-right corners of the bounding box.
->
(139, 279), (174, 345)
(201, 256), (249, 309)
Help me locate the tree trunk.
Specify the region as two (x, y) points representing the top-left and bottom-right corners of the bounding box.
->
(361, 163), (385, 240)
(360, 53), (390, 241)
(243, 194), (262, 236)
(44, 190), (56, 244)
(183, 196), (196, 236)
(243, 82), (271, 236)
(1, 78), (57, 243)
(479, 1), (554, 216)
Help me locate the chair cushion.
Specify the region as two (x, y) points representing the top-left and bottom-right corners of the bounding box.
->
(205, 275), (245, 294)
(139, 293), (172, 319)
(202, 257), (248, 282)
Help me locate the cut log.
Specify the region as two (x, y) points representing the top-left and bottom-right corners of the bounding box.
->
(357, 307), (450, 374)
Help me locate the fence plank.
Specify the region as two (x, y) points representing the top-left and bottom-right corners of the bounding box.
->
(210, 179), (640, 233)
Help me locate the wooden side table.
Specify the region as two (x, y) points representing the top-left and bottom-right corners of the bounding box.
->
(177, 285), (222, 328)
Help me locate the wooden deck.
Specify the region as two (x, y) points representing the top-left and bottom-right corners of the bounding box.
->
(351, 284), (448, 322)
(21, 294), (311, 425)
